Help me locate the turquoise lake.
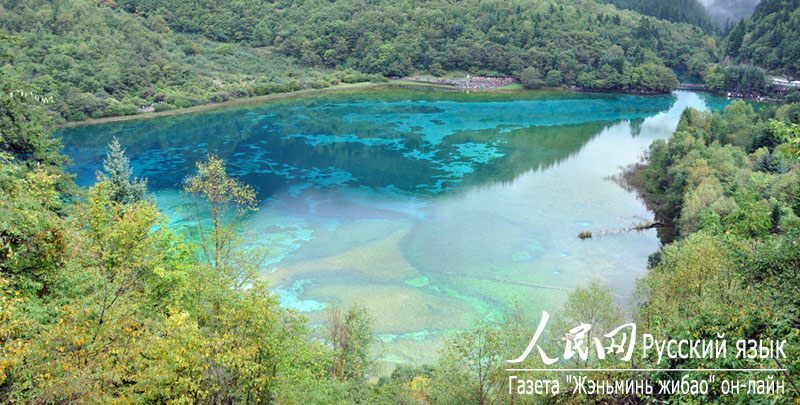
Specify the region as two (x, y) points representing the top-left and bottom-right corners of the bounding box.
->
(59, 88), (730, 365)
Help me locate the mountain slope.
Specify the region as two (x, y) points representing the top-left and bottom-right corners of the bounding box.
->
(700, 0), (760, 26)
(724, 0), (800, 77)
(0, 0), (367, 121)
(598, 0), (715, 30)
(120, 0), (715, 80)
(725, 0), (800, 77)
(2, 0), (719, 121)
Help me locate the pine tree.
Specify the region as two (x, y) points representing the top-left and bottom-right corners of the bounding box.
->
(99, 138), (147, 204)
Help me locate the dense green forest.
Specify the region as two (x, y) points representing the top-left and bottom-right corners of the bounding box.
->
(704, 63), (771, 94)
(118, 0), (712, 79)
(0, 0), (716, 121)
(723, 0), (800, 77)
(619, 100), (800, 402)
(0, 0), (382, 122)
(2, 0), (798, 121)
(702, 0), (760, 26)
(597, 0), (715, 31)
(698, 0), (800, 97)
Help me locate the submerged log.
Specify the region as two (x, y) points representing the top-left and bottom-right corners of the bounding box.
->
(578, 221), (665, 240)
(634, 221), (666, 230)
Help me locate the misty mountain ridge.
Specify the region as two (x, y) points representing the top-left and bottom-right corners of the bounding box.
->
(700, 0), (761, 26)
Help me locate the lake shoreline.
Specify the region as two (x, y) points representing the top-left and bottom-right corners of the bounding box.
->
(59, 80), (478, 128)
(58, 79), (686, 129)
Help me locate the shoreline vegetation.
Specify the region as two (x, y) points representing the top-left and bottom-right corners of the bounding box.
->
(4, 0), (716, 123)
(55, 73), (797, 129)
(58, 71), (791, 129)
(5, 0), (795, 126)
(57, 77), (678, 128)
(58, 81), (391, 128)
(61, 80), (510, 128)
(54, 78), (542, 128)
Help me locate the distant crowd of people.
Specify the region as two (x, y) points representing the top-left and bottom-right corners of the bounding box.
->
(402, 76), (517, 89)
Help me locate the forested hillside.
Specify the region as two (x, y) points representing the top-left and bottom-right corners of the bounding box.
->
(724, 0), (800, 77)
(120, 0), (714, 81)
(700, 0), (760, 26)
(0, 0), (379, 121)
(597, 0), (715, 31)
(622, 101), (800, 402)
(1, 0), (718, 121)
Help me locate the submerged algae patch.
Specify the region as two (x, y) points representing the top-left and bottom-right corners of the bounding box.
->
(275, 279), (327, 312)
(404, 276), (430, 288)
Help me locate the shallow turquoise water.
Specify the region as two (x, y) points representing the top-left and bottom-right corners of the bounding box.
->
(60, 88), (729, 364)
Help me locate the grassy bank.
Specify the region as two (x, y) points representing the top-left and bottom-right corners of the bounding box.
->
(58, 79), (497, 128)
(58, 78), (674, 129)
(58, 82), (387, 128)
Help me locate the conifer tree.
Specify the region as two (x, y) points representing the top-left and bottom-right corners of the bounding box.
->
(99, 138), (147, 204)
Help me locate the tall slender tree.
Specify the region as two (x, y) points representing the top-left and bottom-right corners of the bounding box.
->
(99, 138), (147, 204)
